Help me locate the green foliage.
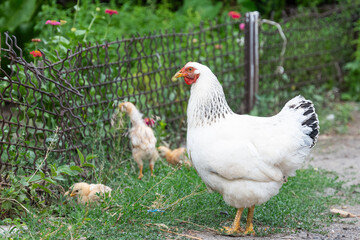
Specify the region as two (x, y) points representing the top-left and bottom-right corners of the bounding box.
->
(27, 0), (224, 61)
(252, 4), (354, 118)
(342, 19), (360, 101)
(317, 102), (354, 134)
(253, 0), (338, 20)
(0, 0), (37, 32)
(0, 149), (95, 220)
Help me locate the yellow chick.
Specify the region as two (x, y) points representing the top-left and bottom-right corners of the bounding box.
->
(158, 146), (191, 167)
(65, 182), (112, 204)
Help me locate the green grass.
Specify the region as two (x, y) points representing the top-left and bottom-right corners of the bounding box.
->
(2, 100), (357, 239)
(2, 161), (344, 239)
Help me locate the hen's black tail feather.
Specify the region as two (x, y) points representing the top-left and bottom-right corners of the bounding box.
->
(292, 97), (319, 147)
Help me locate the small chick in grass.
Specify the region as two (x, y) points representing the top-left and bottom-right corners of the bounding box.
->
(64, 182), (112, 204)
(158, 146), (192, 167)
(118, 102), (159, 179)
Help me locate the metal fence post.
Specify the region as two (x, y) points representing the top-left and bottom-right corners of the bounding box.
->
(244, 11), (259, 113)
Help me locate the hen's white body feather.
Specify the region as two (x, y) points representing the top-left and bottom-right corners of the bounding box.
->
(185, 62), (319, 208)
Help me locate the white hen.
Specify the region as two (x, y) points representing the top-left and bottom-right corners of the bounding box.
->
(173, 62), (319, 235)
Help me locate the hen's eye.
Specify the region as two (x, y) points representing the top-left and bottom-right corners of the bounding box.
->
(188, 68), (193, 71)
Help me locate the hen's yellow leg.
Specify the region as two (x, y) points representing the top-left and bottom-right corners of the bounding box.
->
(138, 165), (144, 180)
(223, 207), (244, 234)
(244, 205), (256, 235)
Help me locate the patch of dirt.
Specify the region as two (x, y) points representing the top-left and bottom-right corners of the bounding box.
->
(191, 105), (360, 240)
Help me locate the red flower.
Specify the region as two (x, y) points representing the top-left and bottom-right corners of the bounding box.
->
(105, 9), (118, 16)
(30, 50), (42, 57)
(45, 20), (61, 26)
(239, 23), (245, 30)
(31, 38), (41, 42)
(228, 11), (241, 19)
(144, 118), (155, 127)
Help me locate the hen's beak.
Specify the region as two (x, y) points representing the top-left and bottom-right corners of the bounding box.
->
(172, 70), (184, 81)
(70, 192), (76, 197)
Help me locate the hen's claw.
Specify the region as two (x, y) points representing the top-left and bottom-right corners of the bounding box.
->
(223, 226), (244, 235)
(244, 224), (255, 236)
(222, 207), (244, 235)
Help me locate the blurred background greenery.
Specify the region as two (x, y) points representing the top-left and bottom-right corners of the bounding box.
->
(0, 0), (340, 51)
(1, 0), (358, 100)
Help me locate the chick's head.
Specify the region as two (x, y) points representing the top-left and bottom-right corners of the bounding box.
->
(118, 102), (135, 115)
(157, 146), (170, 157)
(70, 182), (90, 197)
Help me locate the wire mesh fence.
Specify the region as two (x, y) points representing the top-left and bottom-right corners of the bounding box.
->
(257, 4), (358, 112)
(0, 4), (359, 183)
(0, 19), (246, 182)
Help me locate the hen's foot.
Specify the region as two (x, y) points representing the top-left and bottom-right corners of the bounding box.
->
(222, 207), (244, 235)
(244, 223), (255, 236)
(222, 226), (244, 235)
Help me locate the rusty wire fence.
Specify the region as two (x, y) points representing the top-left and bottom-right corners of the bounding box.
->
(0, 19), (246, 182)
(0, 4), (359, 183)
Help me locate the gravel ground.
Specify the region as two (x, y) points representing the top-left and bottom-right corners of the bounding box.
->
(191, 107), (360, 240)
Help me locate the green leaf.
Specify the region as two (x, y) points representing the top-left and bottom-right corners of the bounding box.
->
(75, 30), (87, 36)
(32, 184), (52, 195)
(53, 175), (66, 181)
(43, 177), (57, 185)
(18, 193), (28, 202)
(82, 163), (95, 168)
(50, 164), (58, 177)
(1, 201), (12, 210)
(0, 0), (37, 32)
(58, 165), (76, 175)
(20, 177), (29, 187)
(51, 36), (70, 45)
(86, 154), (97, 161)
(26, 174), (42, 183)
(39, 171), (45, 178)
(77, 149), (85, 165)
(70, 165), (84, 173)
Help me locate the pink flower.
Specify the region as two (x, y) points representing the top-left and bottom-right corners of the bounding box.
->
(144, 118), (155, 127)
(105, 9), (118, 16)
(30, 50), (42, 57)
(45, 20), (61, 26)
(228, 11), (241, 19)
(31, 38), (41, 42)
(239, 23), (245, 30)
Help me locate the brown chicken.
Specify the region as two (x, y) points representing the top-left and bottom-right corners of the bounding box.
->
(158, 146), (191, 167)
(65, 182), (112, 204)
(118, 102), (159, 179)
